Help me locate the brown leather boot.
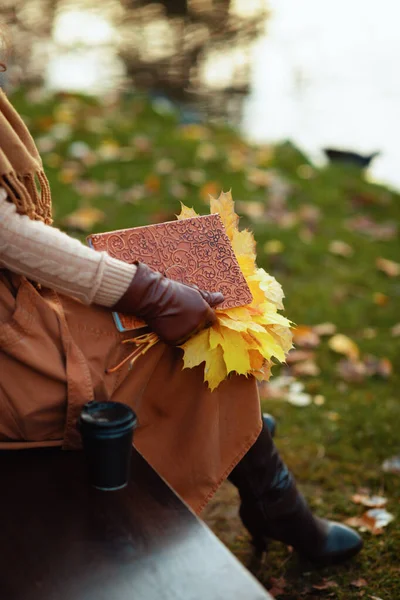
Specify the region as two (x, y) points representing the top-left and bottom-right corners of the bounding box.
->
(228, 422), (363, 566)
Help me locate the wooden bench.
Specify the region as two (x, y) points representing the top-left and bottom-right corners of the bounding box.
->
(0, 447), (273, 600)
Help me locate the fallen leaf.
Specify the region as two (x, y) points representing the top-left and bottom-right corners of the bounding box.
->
(329, 334), (359, 361)
(313, 322), (337, 336)
(337, 359), (367, 383)
(382, 455), (400, 474)
(155, 158), (175, 174)
(351, 494), (387, 508)
(292, 360), (320, 377)
(227, 148), (247, 171)
(277, 211), (298, 229)
(376, 257), (400, 277)
(373, 292), (389, 306)
(346, 215), (397, 240)
(132, 134), (152, 152)
(346, 508), (394, 534)
(200, 181), (220, 202)
(97, 139), (121, 161)
(391, 323), (400, 337)
(363, 328), (377, 339)
(44, 152), (62, 168)
(68, 141), (91, 159)
(170, 182), (187, 199)
(248, 168), (271, 187)
(263, 239), (285, 254)
(179, 124), (209, 140)
(73, 179), (100, 198)
(363, 355), (392, 378)
(236, 200), (266, 221)
(119, 184), (146, 205)
(62, 206), (105, 232)
(144, 174), (161, 194)
(286, 349), (316, 364)
(268, 576), (287, 597)
(329, 240), (354, 257)
(293, 325), (320, 348)
(369, 596), (384, 600)
(186, 169), (206, 185)
(312, 579), (339, 590)
(58, 166), (80, 184)
(351, 578), (368, 588)
(196, 143), (218, 162)
(326, 411), (340, 421)
(298, 204), (321, 225)
(298, 228), (315, 244)
(314, 394), (325, 406)
(37, 135), (56, 153)
(50, 122), (72, 141)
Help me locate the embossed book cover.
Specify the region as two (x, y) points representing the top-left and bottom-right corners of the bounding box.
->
(88, 213), (253, 332)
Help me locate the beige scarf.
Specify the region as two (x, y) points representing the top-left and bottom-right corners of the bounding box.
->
(0, 89), (52, 224)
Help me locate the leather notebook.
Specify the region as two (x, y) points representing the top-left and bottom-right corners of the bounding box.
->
(88, 213), (253, 332)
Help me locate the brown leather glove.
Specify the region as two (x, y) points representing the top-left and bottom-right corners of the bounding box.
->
(112, 262), (224, 345)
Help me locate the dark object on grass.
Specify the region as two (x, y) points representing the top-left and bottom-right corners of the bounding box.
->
(324, 148), (380, 169)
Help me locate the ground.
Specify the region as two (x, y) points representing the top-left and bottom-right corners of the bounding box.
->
(12, 88), (400, 599)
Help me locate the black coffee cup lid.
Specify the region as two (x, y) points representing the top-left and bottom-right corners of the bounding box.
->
(79, 401), (137, 429)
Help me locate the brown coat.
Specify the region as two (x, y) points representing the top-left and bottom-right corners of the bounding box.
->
(0, 271), (262, 513)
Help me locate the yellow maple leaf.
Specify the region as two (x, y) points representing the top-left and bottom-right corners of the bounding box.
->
(204, 344), (227, 391)
(267, 325), (294, 354)
(219, 328), (252, 374)
(217, 314), (250, 332)
(254, 330), (286, 362)
(253, 361), (272, 382)
(209, 190), (239, 241)
(249, 349), (265, 370)
(181, 329), (209, 369)
(253, 268), (285, 310)
(245, 275), (267, 306)
(238, 255), (259, 280)
(209, 325), (225, 350)
(231, 229), (256, 261)
(176, 202), (199, 220)
(253, 308), (291, 327)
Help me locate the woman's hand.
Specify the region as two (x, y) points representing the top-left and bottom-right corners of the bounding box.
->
(112, 262), (224, 345)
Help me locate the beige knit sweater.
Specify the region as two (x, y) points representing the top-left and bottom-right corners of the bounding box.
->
(0, 187), (136, 306)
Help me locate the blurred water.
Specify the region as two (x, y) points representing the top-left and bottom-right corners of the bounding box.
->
(242, 0), (400, 190)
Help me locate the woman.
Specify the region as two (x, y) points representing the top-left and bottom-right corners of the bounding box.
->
(0, 72), (362, 565)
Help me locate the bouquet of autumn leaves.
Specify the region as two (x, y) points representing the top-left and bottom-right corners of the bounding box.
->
(110, 191), (292, 389)
(178, 191), (293, 391)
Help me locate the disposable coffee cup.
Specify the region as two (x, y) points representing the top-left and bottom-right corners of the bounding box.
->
(78, 401), (137, 491)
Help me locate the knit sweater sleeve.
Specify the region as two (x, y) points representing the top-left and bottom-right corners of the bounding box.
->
(0, 188), (136, 306)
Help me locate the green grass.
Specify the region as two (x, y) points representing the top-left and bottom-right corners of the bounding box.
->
(12, 88), (400, 599)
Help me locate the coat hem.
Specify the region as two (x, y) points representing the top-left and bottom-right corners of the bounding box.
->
(194, 415), (263, 515)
